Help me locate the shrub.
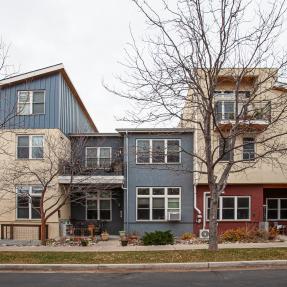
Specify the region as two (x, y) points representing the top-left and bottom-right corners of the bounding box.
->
(142, 230), (174, 245)
(220, 227), (279, 243)
(180, 232), (195, 241)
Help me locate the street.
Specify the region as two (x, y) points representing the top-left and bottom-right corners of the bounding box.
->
(0, 269), (286, 287)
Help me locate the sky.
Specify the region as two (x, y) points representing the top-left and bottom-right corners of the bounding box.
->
(0, 1), (286, 132)
(0, 0), (157, 132)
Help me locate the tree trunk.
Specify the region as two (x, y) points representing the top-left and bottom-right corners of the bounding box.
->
(209, 190), (219, 251)
(40, 218), (47, 245)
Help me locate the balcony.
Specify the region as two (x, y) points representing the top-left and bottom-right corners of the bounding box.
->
(58, 158), (124, 186)
(214, 99), (271, 132)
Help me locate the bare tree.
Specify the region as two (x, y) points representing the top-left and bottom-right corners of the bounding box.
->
(0, 132), (89, 244)
(106, 0), (287, 250)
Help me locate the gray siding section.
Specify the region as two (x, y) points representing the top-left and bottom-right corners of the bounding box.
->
(0, 73), (60, 129)
(71, 191), (124, 235)
(71, 135), (124, 175)
(124, 133), (194, 236)
(59, 75), (94, 134)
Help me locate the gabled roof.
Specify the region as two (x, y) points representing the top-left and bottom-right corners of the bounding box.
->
(0, 63), (98, 132)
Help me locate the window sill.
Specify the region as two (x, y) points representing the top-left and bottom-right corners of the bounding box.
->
(136, 162), (181, 165)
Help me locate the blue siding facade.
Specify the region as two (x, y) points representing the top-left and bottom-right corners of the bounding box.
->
(0, 71), (95, 134)
(123, 132), (194, 236)
(59, 75), (94, 134)
(0, 73), (60, 129)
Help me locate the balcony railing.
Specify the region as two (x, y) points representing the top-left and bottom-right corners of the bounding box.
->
(215, 100), (271, 125)
(60, 159), (124, 176)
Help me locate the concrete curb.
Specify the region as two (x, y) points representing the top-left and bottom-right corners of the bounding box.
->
(0, 260), (287, 272)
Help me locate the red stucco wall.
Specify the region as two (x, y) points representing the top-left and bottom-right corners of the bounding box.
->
(194, 184), (265, 235)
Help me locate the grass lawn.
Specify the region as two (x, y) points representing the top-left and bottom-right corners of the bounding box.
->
(0, 248), (287, 264)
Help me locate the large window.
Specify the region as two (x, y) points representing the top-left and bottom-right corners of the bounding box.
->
(206, 196), (250, 221)
(16, 186), (42, 219)
(136, 139), (181, 164)
(137, 187), (181, 221)
(243, 137), (255, 161)
(86, 191), (112, 220)
(85, 147), (112, 168)
(17, 91), (45, 115)
(219, 138), (232, 161)
(267, 198), (287, 220)
(17, 135), (44, 159)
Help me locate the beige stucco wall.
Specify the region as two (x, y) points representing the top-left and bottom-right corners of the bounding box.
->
(0, 129), (71, 239)
(182, 68), (287, 185)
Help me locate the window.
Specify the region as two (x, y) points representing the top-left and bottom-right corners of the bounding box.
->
(17, 91), (45, 115)
(85, 147), (112, 168)
(16, 186), (42, 219)
(215, 101), (235, 121)
(137, 187), (181, 221)
(17, 135), (44, 159)
(206, 196), (250, 221)
(219, 138), (232, 161)
(243, 138), (255, 161)
(136, 139), (181, 164)
(86, 191), (112, 220)
(267, 198), (287, 220)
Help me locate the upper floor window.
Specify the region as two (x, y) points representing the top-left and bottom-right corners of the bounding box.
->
(243, 137), (255, 161)
(219, 138), (232, 161)
(16, 186), (42, 219)
(17, 90), (45, 115)
(17, 135), (44, 159)
(136, 139), (181, 164)
(85, 147), (112, 169)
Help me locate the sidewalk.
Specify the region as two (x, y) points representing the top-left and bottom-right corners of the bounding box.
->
(0, 237), (287, 252)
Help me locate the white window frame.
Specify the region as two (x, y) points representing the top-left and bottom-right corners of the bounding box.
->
(136, 139), (181, 164)
(86, 191), (112, 221)
(17, 90), (45, 115)
(85, 147), (112, 169)
(205, 195), (251, 221)
(16, 186), (42, 220)
(266, 198), (287, 221)
(215, 100), (235, 121)
(136, 187), (181, 222)
(16, 135), (44, 160)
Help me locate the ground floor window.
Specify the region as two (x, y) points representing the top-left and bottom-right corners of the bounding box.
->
(16, 186), (42, 219)
(267, 198), (287, 220)
(136, 187), (181, 221)
(86, 190), (112, 220)
(206, 195), (250, 221)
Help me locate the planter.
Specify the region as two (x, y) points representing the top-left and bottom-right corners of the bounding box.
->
(121, 239), (128, 247)
(101, 232), (109, 241)
(119, 230), (126, 237)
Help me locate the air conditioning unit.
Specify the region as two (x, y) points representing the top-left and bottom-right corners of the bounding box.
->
(199, 229), (210, 239)
(167, 212), (181, 221)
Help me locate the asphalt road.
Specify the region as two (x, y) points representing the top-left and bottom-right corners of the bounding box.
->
(0, 269), (286, 287)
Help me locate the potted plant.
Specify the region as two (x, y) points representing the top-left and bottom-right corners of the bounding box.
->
(119, 230), (126, 239)
(101, 231), (109, 241)
(81, 238), (89, 246)
(120, 235), (128, 247)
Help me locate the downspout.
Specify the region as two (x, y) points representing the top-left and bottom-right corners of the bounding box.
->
(193, 112), (202, 227)
(125, 130), (129, 233)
